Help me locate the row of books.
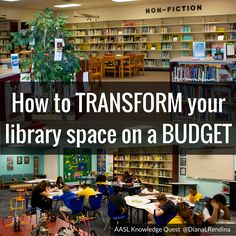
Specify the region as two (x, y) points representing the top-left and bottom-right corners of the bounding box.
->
(114, 154), (167, 161)
(172, 104), (232, 122)
(172, 65), (222, 81)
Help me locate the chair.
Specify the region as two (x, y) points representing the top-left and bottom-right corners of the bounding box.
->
(68, 196), (93, 233)
(108, 185), (115, 196)
(24, 193), (36, 215)
(69, 196), (85, 216)
(120, 55), (136, 77)
(104, 201), (128, 234)
(97, 184), (108, 201)
(135, 54), (144, 75)
(10, 197), (24, 216)
(86, 193), (105, 223)
(103, 55), (117, 78)
(89, 57), (102, 84)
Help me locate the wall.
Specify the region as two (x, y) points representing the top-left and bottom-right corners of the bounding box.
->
(1, 0), (236, 23)
(0, 154), (44, 176)
(178, 155), (236, 199)
(44, 154), (58, 180)
(0, 154), (34, 175)
(57, 148), (112, 177)
(0, 5), (35, 21)
(57, 148), (97, 177)
(64, 0), (236, 23)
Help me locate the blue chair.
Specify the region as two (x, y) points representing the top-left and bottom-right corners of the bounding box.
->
(68, 196), (95, 234)
(24, 193), (36, 215)
(97, 184), (108, 195)
(108, 185), (115, 196)
(97, 184), (108, 201)
(69, 196), (85, 215)
(87, 193), (104, 223)
(104, 201), (128, 234)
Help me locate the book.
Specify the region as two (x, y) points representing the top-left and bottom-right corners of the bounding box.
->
(226, 43), (235, 57)
(193, 201), (206, 216)
(212, 43), (226, 60)
(193, 42), (206, 59)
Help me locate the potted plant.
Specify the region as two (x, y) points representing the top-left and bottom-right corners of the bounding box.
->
(8, 8), (83, 82)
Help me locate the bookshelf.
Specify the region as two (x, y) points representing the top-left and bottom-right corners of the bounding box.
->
(66, 14), (236, 69)
(170, 57), (236, 122)
(0, 21), (18, 60)
(113, 146), (179, 193)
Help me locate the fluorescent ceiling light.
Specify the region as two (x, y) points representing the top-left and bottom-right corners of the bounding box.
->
(1, 0), (20, 2)
(112, 0), (139, 2)
(54, 3), (81, 8)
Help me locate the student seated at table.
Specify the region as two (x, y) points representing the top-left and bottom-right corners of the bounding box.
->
(52, 186), (77, 221)
(168, 202), (194, 225)
(139, 185), (159, 196)
(186, 185), (203, 204)
(108, 186), (128, 216)
(77, 184), (97, 207)
(166, 202), (196, 236)
(132, 174), (142, 184)
(31, 180), (52, 211)
(148, 193), (176, 225)
(202, 194), (230, 225)
(122, 171), (133, 187)
(55, 176), (65, 189)
(95, 174), (107, 185)
(111, 176), (122, 186)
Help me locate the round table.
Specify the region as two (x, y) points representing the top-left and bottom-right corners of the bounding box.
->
(125, 195), (151, 224)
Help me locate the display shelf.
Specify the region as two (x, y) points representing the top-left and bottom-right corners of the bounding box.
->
(66, 14), (236, 69)
(170, 57), (236, 122)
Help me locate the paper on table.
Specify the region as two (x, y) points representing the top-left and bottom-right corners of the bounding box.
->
(142, 202), (158, 215)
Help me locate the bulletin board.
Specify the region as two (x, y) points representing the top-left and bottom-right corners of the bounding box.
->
(97, 149), (106, 173)
(187, 151), (234, 180)
(63, 148), (91, 182)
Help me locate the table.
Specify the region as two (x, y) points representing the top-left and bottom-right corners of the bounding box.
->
(66, 181), (81, 187)
(0, 68), (20, 79)
(125, 195), (151, 225)
(25, 178), (56, 187)
(123, 183), (142, 196)
(48, 189), (80, 199)
(115, 55), (130, 79)
(124, 194), (195, 224)
(0, 214), (89, 236)
(74, 176), (96, 184)
(171, 182), (197, 196)
(0, 58), (11, 65)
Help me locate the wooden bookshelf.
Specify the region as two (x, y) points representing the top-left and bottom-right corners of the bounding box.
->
(113, 146), (179, 193)
(66, 14), (236, 69)
(0, 21), (18, 60)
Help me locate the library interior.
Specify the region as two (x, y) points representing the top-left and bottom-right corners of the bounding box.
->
(1, 0), (236, 235)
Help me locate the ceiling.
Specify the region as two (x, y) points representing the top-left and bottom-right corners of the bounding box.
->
(0, 0), (168, 10)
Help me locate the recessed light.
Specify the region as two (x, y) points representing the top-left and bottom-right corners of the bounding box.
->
(112, 0), (140, 2)
(54, 3), (81, 8)
(1, 0), (20, 2)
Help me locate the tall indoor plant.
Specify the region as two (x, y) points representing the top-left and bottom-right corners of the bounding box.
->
(8, 8), (81, 82)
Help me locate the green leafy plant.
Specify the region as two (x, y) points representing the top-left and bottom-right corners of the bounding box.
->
(8, 8), (83, 82)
